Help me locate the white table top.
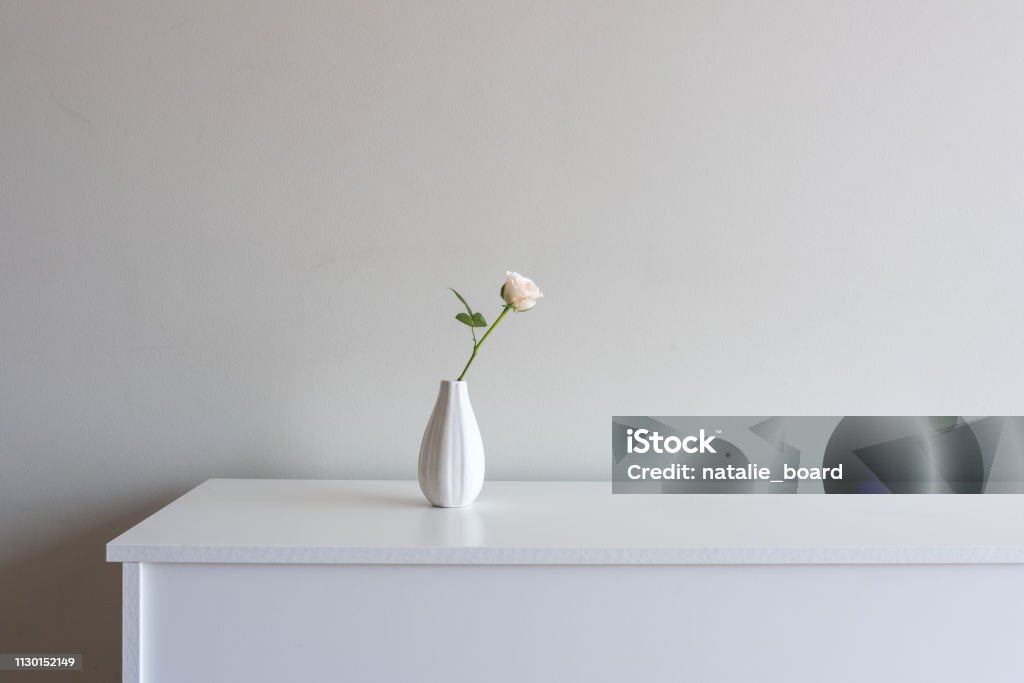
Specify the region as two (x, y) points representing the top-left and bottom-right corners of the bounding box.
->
(105, 479), (1024, 565)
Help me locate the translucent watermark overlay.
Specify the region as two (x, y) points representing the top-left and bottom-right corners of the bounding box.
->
(612, 416), (1024, 494)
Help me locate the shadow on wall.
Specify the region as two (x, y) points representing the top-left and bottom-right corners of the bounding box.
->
(0, 495), (185, 683)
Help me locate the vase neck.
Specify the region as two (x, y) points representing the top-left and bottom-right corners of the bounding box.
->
(438, 380), (469, 402)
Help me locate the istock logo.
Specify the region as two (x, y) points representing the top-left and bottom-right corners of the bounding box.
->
(625, 428), (717, 454)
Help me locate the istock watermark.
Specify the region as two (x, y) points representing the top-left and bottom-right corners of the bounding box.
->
(625, 428), (717, 454)
(613, 416), (1024, 494)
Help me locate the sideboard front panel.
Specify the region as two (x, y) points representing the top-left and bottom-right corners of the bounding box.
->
(139, 563), (1022, 682)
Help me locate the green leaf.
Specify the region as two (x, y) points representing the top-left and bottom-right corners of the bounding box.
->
(450, 288), (474, 318)
(471, 312), (488, 327)
(455, 312), (475, 327)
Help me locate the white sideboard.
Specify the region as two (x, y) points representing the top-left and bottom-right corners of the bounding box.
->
(107, 480), (1024, 682)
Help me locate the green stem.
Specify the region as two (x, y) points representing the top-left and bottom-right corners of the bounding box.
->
(456, 304), (513, 381)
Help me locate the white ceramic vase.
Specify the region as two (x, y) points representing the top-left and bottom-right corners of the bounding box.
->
(418, 380), (485, 508)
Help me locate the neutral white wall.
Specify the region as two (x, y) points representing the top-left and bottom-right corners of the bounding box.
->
(2, 1), (1024, 679)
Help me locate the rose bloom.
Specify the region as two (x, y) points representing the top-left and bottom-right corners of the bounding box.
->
(501, 271), (543, 311)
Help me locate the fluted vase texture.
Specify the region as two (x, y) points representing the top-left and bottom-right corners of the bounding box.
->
(418, 380), (485, 508)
